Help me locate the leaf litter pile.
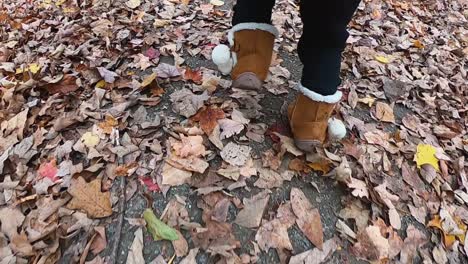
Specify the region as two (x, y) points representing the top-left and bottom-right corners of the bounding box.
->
(0, 0), (467, 263)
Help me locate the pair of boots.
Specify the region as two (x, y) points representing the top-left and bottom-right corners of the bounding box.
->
(212, 23), (346, 151)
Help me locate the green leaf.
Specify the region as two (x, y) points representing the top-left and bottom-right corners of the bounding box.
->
(143, 208), (179, 241)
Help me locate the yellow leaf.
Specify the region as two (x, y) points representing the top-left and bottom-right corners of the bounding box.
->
(210, 0), (224, 6)
(413, 40), (424, 49)
(16, 63), (40, 74)
(308, 158), (333, 174)
(375, 55), (390, 64)
(427, 215), (467, 247)
(414, 144), (440, 172)
(141, 72), (157, 87)
(95, 80), (107, 89)
(358, 96), (376, 107)
(81, 132), (100, 148)
(55, 0), (66, 6)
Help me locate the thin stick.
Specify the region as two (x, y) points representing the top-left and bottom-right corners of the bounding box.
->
(109, 128), (126, 264)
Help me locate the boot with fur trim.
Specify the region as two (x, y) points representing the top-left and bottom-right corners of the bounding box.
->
(211, 23), (278, 90)
(288, 84), (346, 152)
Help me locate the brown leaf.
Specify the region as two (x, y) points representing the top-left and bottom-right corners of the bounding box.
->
(375, 102), (395, 123)
(172, 229), (188, 257)
(308, 157), (333, 174)
(235, 190), (270, 228)
(288, 158), (311, 173)
(170, 135), (206, 158)
(170, 88), (209, 118)
(255, 202), (295, 251)
(220, 142), (251, 167)
(191, 106), (225, 135)
(352, 225), (390, 261)
(289, 239), (338, 264)
(290, 188), (324, 249)
(399, 225), (427, 263)
(43, 74), (79, 94)
(161, 163), (192, 186)
(67, 177), (112, 218)
(90, 226), (107, 255)
(126, 228), (144, 264)
(218, 118), (244, 139)
(339, 199), (370, 232)
(98, 115), (118, 134)
(0, 207), (25, 240)
(179, 248), (199, 264)
(184, 67), (203, 84)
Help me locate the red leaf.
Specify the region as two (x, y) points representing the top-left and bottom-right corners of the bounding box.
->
(184, 67), (203, 84)
(191, 106), (225, 135)
(139, 176), (160, 192)
(145, 47), (160, 60)
(38, 159), (59, 182)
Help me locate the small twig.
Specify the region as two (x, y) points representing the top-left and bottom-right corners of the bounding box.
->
(109, 128), (127, 264)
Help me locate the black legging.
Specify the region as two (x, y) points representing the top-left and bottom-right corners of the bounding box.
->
(233, 0), (361, 96)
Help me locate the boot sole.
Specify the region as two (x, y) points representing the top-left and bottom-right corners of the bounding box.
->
(294, 139), (322, 152)
(232, 72), (262, 90)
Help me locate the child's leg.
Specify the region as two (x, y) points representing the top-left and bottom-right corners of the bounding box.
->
(288, 0), (361, 151)
(232, 0), (276, 25)
(298, 0), (361, 95)
(212, 0), (278, 90)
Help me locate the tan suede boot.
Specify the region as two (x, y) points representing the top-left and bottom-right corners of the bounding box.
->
(288, 85), (346, 152)
(212, 23), (278, 90)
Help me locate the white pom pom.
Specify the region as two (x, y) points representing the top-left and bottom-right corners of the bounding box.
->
(328, 118), (346, 140)
(212, 44), (234, 75)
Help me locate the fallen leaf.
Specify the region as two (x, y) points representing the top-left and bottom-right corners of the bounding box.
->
(67, 177), (112, 218)
(399, 225), (427, 263)
(191, 106), (225, 135)
(220, 142), (251, 166)
(184, 67), (202, 84)
(375, 55), (390, 64)
(375, 102), (395, 123)
(0, 207), (25, 239)
(172, 229), (188, 257)
(126, 228), (144, 264)
(125, 0), (141, 9)
(210, 0), (224, 6)
(290, 188), (324, 249)
(255, 202), (295, 251)
(352, 225), (390, 261)
(180, 248), (198, 264)
(81, 132), (100, 148)
(339, 199), (370, 231)
(97, 67), (119, 83)
(218, 118), (244, 139)
(348, 177), (369, 198)
(170, 89), (209, 118)
(171, 135), (206, 158)
(308, 158), (333, 174)
(274, 133), (304, 156)
(16, 63), (40, 74)
(414, 144), (440, 172)
(143, 208), (179, 241)
(289, 239), (338, 264)
(139, 176), (160, 192)
(97, 115), (118, 134)
(161, 163), (192, 186)
(38, 159), (59, 182)
(44, 74), (79, 94)
(235, 190), (270, 228)
(91, 226), (107, 255)
(358, 96), (376, 107)
(154, 63), (180, 78)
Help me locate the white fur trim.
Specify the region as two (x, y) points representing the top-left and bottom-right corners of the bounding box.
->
(227, 23), (279, 46)
(298, 83), (343, 103)
(212, 44), (234, 75)
(328, 118), (346, 140)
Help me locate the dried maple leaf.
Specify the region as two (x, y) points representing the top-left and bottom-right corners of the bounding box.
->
(375, 102), (395, 123)
(290, 188), (324, 249)
(67, 177), (112, 218)
(170, 89), (209, 118)
(255, 202), (295, 251)
(414, 144), (440, 172)
(170, 135), (206, 158)
(348, 177), (369, 198)
(154, 63), (181, 78)
(38, 159), (59, 182)
(218, 118), (245, 139)
(98, 115), (118, 134)
(184, 67), (203, 84)
(191, 106), (225, 135)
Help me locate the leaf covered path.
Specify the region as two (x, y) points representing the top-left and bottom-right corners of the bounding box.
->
(0, 0), (467, 263)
